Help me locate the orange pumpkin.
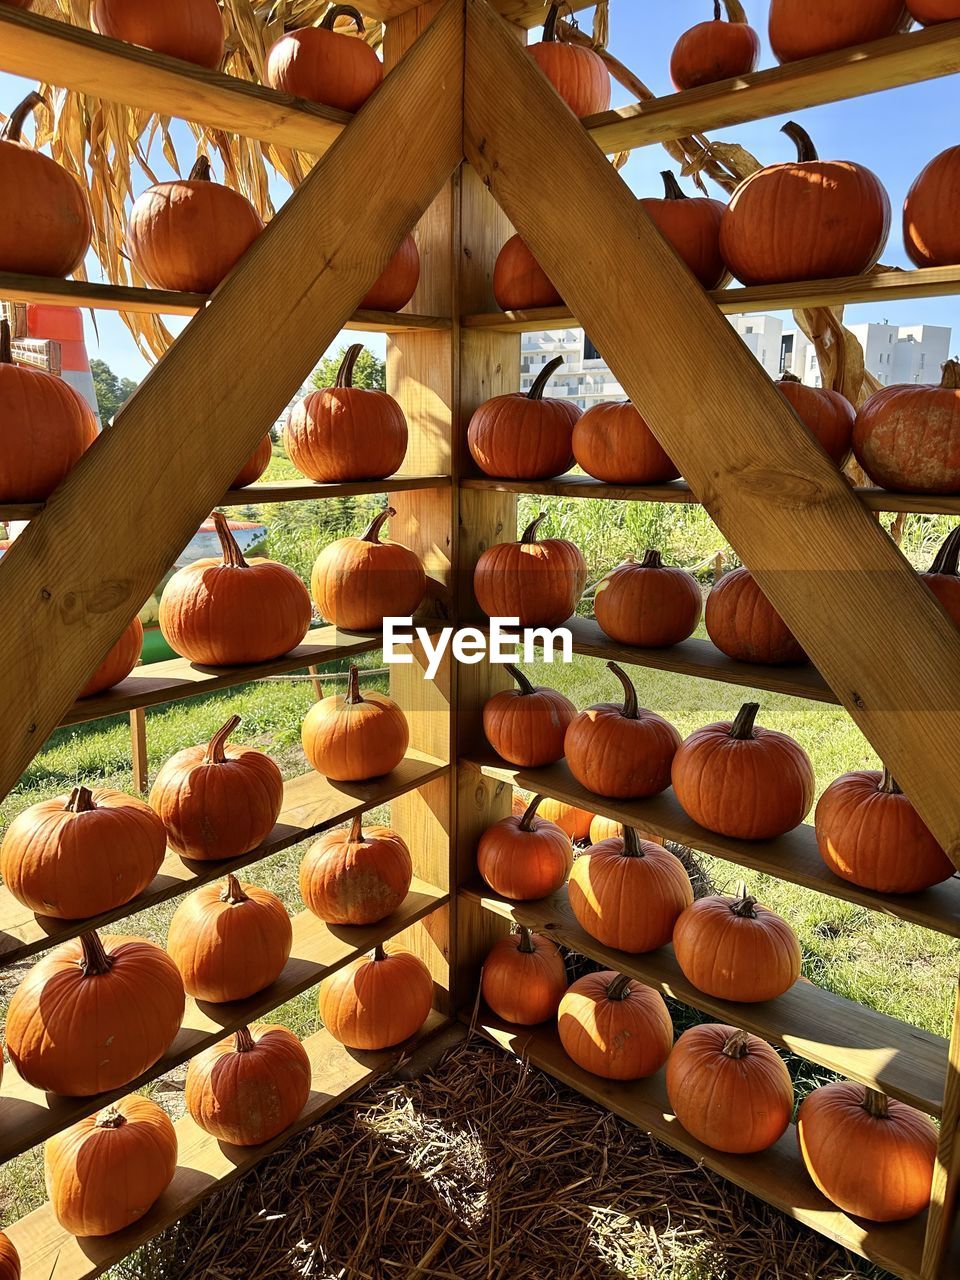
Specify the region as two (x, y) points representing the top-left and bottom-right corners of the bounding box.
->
(720, 122), (890, 284)
(318, 943), (433, 1050)
(565, 661), (681, 799)
(266, 4), (383, 111)
(92, 0), (224, 68)
(853, 359), (960, 494)
(904, 145), (960, 268)
(231, 434), (272, 488)
(481, 926), (567, 1025)
(594, 549), (702, 648)
(528, 5), (611, 117)
(473, 512), (587, 626)
(468, 355), (580, 480)
(0, 783), (166, 920)
(798, 1084), (937, 1221)
(512, 790), (530, 818)
(573, 399), (679, 485)
(360, 234), (420, 311)
(302, 664), (409, 781)
(477, 793), (573, 900)
(907, 0), (960, 20)
(705, 567), (806, 665)
(922, 525), (960, 625)
(0, 1234), (18, 1280)
(769, 0), (908, 62)
(493, 235), (563, 312)
(311, 505), (425, 631)
(538, 798), (594, 842)
(299, 813), (413, 925)
(640, 170), (728, 289)
(670, 2), (761, 90)
(776, 374), (855, 466)
(481, 663), (576, 767)
(673, 887), (802, 1002)
(284, 347), (407, 483)
(667, 1024), (794, 1154)
(149, 714), (284, 860)
(588, 814), (667, 846)
(558, 971), (673, 1080)
(78, 615), (143, 698)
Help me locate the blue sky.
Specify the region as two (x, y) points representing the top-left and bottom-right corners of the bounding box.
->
(3, 2), (957, 381)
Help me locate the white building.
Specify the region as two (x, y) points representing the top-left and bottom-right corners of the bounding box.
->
(728, 315), (784, 380)
(520, 329), (624, 409)
(846, 322), (951, 387)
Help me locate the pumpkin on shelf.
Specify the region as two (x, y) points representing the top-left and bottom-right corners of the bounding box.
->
(528, 4), (611, 117)
(797, 1084), (938, 1222)
(92, 0), (224, 69)
(299, 813), (413, 925)
(673, 886), (802, 1002)
(589, 814), (666, 846)
(302, 664), (409, 781)
(284, 346), (407, 483)
(572, 399), (679, 486)
(565, 661), (681, 799)
(538, 798), (594, 842)
(318, 943), (433, 1050)
(0, 1236), (17, 1280)
(473, 512), (587, 627)
(6, 929), (185, 1095)
(776, 374), (855, 466)
(78, 615), (143, 698)
(670, 2), (760, 90)
(594, 550), (702, 649)
(481, 663), (576, 767)
(185, 1023), (312, 1147)
(666, 1024), (794, 1154)
(0, 783), (166, 920)
(719, 122), (890, 285)
(266, 4), (382, 112)
(768, 0), (908, 63)
(853, 359), (960, 494)
(921, 525), (960, 625)
(480, 926), (567, 1025)
(568, 824), (693, 954)
(231, 434), (272, 488)
(493, 235), (563, 312)
(903, 145), (960, 268)
(44, 1096), (177, 1237)
(705, 567), (806, 665)
(361, 235), (420, 311)
(907, 0), (960, 21)
(558, 971), (673, 1081)
(640, 170), (728, 290)
(477, 793), (573, 901)
(467, 355), (580, 481)
(311, 506), (425, 631)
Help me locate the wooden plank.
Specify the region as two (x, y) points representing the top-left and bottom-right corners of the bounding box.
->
(362, 0), (593, 27)
(128, 706), (148, 793)
(922, 978), (960, 1277)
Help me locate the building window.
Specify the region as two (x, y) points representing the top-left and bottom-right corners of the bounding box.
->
(744, 325), (754, 334)
(920, 354), (926, 368)
(584, 335), (602, 361)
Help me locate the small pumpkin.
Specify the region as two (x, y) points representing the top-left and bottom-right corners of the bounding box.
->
(78, 615), (143, 698)
(231, 434), (272, 488)
(318, 942), (433, 1050)
(705, 567), (806, 665)
(853, 358), (960, 494)
(480, 926), (567, 1025)
(512, 789), (530, 818)
(299, 812), (413, 925)
(769, 0), (908, 63)
(185, 1023), (312, 1147)
(720, 121), (891, 285)
(640, 170), (728, 290)
(468, 355), (580, 481)
(921, 524), (960, 625)
(473, 512), (587, 626)
(0, 1235), (18, 1280)
(673, 885), (802, 1002)
(360, 234), (420, 311)
(565, 661), (681, 799)
(477, 793), (573, 901)
(776, 373), (855, 466)
(481, 663), (576, 767)
(907, 0), (960, 20)
(92, 0), (224, 69)
(558, 970), (673, 1081)
(538, 798), (594, 842)
(904, 145), (960, 268)
(670, 1), (761, 90)
(589, 814), (666, 846)
(594, 549), (702, 648)
(301, 664), (409, 781)
(573, 399), (679, 485)
(666, 1024), (794, 1154)
(568, 824), (693, 953)
(311, 505), (425, 631)
(149, 714), (284, 860)
(45, 1097), (177, 1237)
(0, 783), (166, 921)
(266, 4), (383, 112)
(284, 346), (407, 483)
(528, 4), (611, 117)
(797, 1084), (938, 1221)
(493, 235), (563, 312)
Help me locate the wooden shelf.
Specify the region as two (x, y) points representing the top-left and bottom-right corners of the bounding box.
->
(463, 755), (960, 939)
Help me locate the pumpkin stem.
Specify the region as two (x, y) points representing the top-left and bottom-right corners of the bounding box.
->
(0, 319), (11, 366)
(879, 767), (902, 796)
(941, 360), (960, 391)
(722, 0), (749, 21)
(221, 874), (249, 905)
(213, 511), (249, 568)
(506, 664), (536, 696)
(64, 785), (96, 813)
(542, 4), (561, 42)
(517, 925), (536, 954)
(189, 155), (213, 182)
(520, 513), (548, 545)
(94, 1105), (127, 1130)
(321, 4), (364, 34)
(348, 812), (365, 842)
(361, 507), (395, 545)
(79, 931), (114, 976)
(607, 661), (639, 721)
(729, 702), (760, 741)
(1, 91), (45, 144)
(205, 714), (241, 763)
(660, 171), (687, 201)
(334, 343), (364, 389)
(730, 891), (759, 919)
(722, 1028), (751, 1058)
(527, 355), (564, 401)
(373, 942), (386, 961)
(779, 372), (802, 385)
(519, 793), (547, 831)
(781, 120), (818, 163)
(606, 973), (632, 1001)
(620, 825), (645, 858)
(344, 664), (364, 705)
(927, 526), (960, 578)
(234, 1026), (256, 1053)
(713, 0), (722, 19)
(639, 549), (663, 569)
(862, 1088), (891, 1120)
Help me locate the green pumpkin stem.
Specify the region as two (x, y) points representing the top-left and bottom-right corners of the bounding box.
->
(879, 768), (902, 796)
(65, 785), (96, 813)
(606, 973), (632, 1001)
(781, 120), (818, 163)
(542, 4), (561, 42)
(221, 873), (248, 905)
(621, 825), (645, 858)
(189, 155), (213, 182)
(79, 931), (114, 976)
(520, 513), (548, 545)
(519, 793), (547, 832)
(517, 925), (536, 954)
(344, 664), (364, 705)
(660, 171), (687, 201)
(863, 1089), (890, 1119)
(213, 511), (248, 569)
(334, 344), (364, 389)
(506, 664), (536, 696)
(722, 1029), (751, 1059)
(0, 320), (12, 365)
(94, 1104), (127, 1130)
(234, 1026), (256, 1053)
(729, 702), (760, 741)
(361, 507), (395, 545)
(927, 526), (960, 578)
(348, 812), (366, 842)
(527, 355), (564, 400)
(639, 548), (663, 569)
(607, 661), (639, 720)
(321, 4), (364, 34)
(205, 714), (241, 764)
(1, 91), (45, 144)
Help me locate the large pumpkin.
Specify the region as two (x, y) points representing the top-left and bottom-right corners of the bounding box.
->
(481, 663), (576, 767)
(360, 234), (420, 311)
(558, 971), (673, 1081)
(776, 374), (855, 466)
(670, 2), (760, 90)
(311, 506), (426, 631)
(0, 91), (92, 277)
(573, 399), (679, 485)
(0, 1235), (18, 1280)
(480, 926), (567, 1025)
(45, 1097), (177, 1237)
(468, 355), (580, 481)
(318, 943), (433, 1050)
(705, 567), (806, 665)
(538, 798), (594, 842)
(149, 714), (284, 860)
(672, 702), (814, 839)
(719, 122), (890, 284)
(185, 1023), (312, 1147)
(92, 0), (224, 68)
(640, 171), (728, 290)
(301, 664), (409, 781)
(666, 1024), (794, 1154)
(568, 825), (693, 953)
(853, 359), (960, 494)
(528, 4), (611, 117)
(299, 813), (413, 925)
(78, 615), (143, 698)
(594, 550), (702, 648)
(907, 0), (960, 20)
(477, 793), (573, 900)
(166, 874), (292, 1003)
(6, 930), (185, 1095)
(493, 235), (563, 312)
(769, 0), (908, 62)
(797, 1084), (938, 1222)
(564, 661), (681, 799)
(284, 346), (407, 483)
(673, 888), (802, 1002)
(231, 434), (272, 488)
(904, 146), (960, 268)
(922, 524), (960, 625)
(473, 512), (587, 626)
(266, 5), (383, 112)
(0, 783), (166, 920)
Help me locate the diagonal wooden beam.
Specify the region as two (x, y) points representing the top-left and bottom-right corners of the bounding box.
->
(0, 0), (464, 804)
(464, 0), (960, 866)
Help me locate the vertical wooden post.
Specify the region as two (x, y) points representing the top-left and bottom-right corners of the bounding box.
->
(307, 664), (323, 701)
(129, 707), (148, 793)
(922, 975), (960, 1278)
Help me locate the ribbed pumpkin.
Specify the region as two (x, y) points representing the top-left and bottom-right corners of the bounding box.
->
(0, 784), (166, 920)
(149, 714), (284, 860)
(907, 0), (960, 20)
(231, 434), (272, 488)
(904, 146), (960, 268)
(720, 122), (890, 284)
(284, 346), (407, 483)
(318, 943), (433, 1050)
(360, 234), (420, 311)
(167, 874), (292, 1003)
(78, 615), (143, 698)
(185, 1024), (312, 1146)
(528, 5), (611, 116)
(672, 702), (814, 839)
(558, 971), (673, 1081)
(301, 664), (409, 781)
(538, 798), (594, 842)
(299, 813), (413, 925)
(0, 1234), (18, 1280)
(481, 926), (567, 1025)
(589, 815), (666, 846)
(705, 567), (806, 665)
(0, 92), (93, 277)
(481, 663), (576, 767)
(565, 661), (681, 799)
(266, 5), (383, 111)
(666, 1025), (794, 1154)
(311, 506), (426, 631)
(473, 512), (587, 626)
(568, 825), (693, 953)
(776, 373), (855, 466)
(468, 356), (580, 480)
(769, 0), (908, 63)
(6, 930), (185, 1095)
(45, 1097), (177, 1237)
(670, 2), (760, 90)
(0, 319), (98, 503)
(92, 0), (224, 68)
(573, 399), (679, 485)
(853, 359), (960, 494)
(922, 525), (960, 625)
(594, 549), (702, 648)
(798, 1084), (938, 1221)
(673, 887), (802, 1002)
(640, 171), (728, 289)
(493, 235), (563, 312)
(477, 793), (573, 901)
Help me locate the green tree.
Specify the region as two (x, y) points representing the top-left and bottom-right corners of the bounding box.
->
(91, 359), (138, 423)
(311, 345), (386, 392)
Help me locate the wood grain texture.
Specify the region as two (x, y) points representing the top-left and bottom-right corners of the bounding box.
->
(128, 706), (148, 793)
(363, 0), (593, 27)
(922, 977), (960, 1277)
